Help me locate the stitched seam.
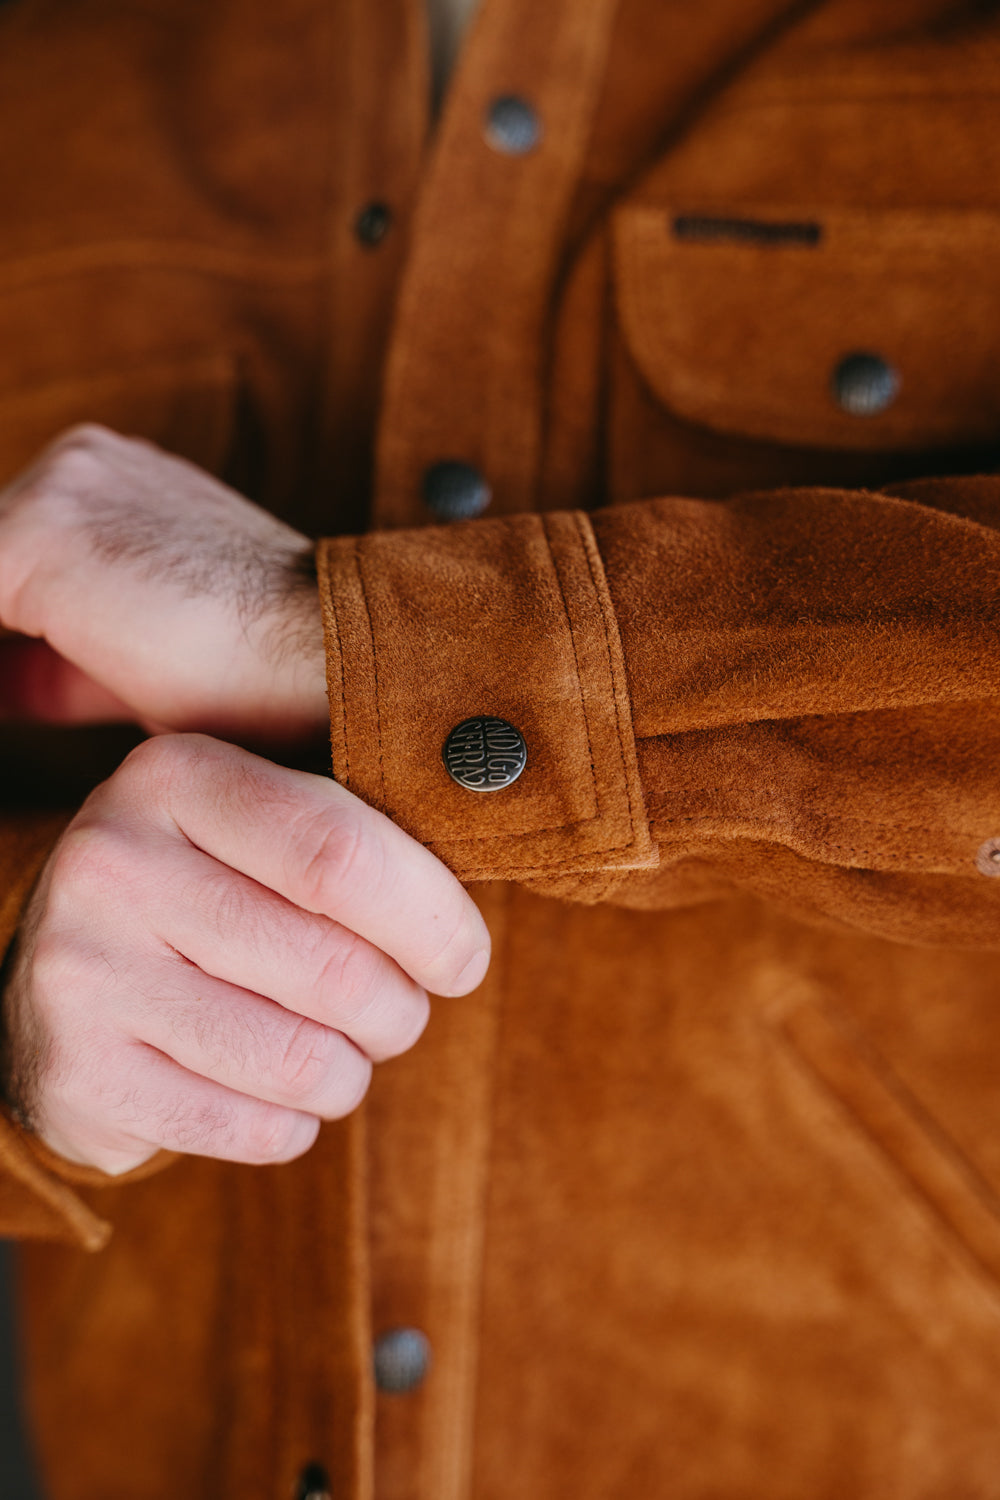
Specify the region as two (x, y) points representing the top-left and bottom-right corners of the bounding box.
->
(540, 513), (600, 810)
(435, 826), (638, 859)
(574, 510), (641, 848)
(0, 241), (331, 291)
(709, 90), (1000, 123)
(439, 819), (633, 848)
(651, 815), (989, 868)
(425, 517), (643, 859)
(778, 1005), (1000, 1298)
(425, 521), (647, 858)
(654, 808), (994, 839)
(447, 860), (635, 881)
(816, 1001), (1000, 1224)
(335, 612), (350, 788)
(354, 516), (641, 861)
(652, 804), (992, 841)
(353, 540), (386, 807)
(320, 543), (351, 790)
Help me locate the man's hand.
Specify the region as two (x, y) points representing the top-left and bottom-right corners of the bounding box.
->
(0, 734), (490, 1173)
(0, 424), (326, 743)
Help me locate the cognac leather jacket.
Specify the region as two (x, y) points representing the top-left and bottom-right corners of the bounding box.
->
(1, 1), (1000, 1496)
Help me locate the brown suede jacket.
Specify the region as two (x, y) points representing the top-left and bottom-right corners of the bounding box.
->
(1, 1), (1000, 1496)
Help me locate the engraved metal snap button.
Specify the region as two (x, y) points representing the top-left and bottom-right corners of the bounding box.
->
(374, 1327), (431, 1394)
(443, 716), (527, 791)
(484, 95), (542, 155)
(296, 1462), (332, 1500)
(354, 200), (392, 247)
(831, 352), (899, 416)
(422, 460), (492, 521)
(975, 837), (1000, 877)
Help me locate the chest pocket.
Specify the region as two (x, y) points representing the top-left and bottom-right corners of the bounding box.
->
(609, 202), (1000, 496)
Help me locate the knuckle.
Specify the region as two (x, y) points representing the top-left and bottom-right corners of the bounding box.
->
(293, 808), (374, 914)
(314, 928), (380, 1019)
(33, 427), (111, 504)
(241, 1104), (308, 1164)
(158, 1093), (239, 1156)
(187, 999), (263, 1077)
(47, 823), (133, 908)
(52, 421), (115, 454)
(419, 905), (479, 993)
(356, 981), (431, 1065)
(116, 731), (206, 802)
(0, 427), (115, 558)
(393, 988), (431, 1057)
(29, 931), (96, 1006)
(324, 1049), (373, 1120)
(119, 731), (179, 781)
(274, 1017), (339, 1106)
(198, 865), (255, 946)
(116, 734), (177, 796)
(304, 927), (432, 1064)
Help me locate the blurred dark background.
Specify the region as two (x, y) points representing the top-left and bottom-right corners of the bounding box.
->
(0, 1241), (45, 1499)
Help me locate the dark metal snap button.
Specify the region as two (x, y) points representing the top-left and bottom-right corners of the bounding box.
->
(374, 1327), (431, 1394)
(296, 1462), (332, 1500)
(831, 352), (899, 416)
(443, 716), (527, 791)
(484, 95), (542, 155)
(422, 460), (492, 520)
(354, 200), (392, 247)
(975, 837), (1000, 877)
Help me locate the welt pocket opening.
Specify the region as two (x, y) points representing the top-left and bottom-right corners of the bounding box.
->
(670, 213), (824, 248)
(779, 998), (1000, 1287)
(613, 202), (1000, 453)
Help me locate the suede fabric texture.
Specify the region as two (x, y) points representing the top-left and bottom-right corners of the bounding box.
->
(0, 1), (998, 1498)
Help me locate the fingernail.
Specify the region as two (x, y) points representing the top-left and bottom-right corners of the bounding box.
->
(450, 946), (491, 995)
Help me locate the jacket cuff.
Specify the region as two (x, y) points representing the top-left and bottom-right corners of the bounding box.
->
(0, 1108), (111, 1250)
(317, 512), (657, 884)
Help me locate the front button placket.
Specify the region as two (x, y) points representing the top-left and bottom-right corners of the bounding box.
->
(365, 8), (622, 1500)
(354, 200), (394, 247)
(296, 1462), (333, 1500)
(422, 459), (492, 519)
(484, 94), (542, 154)
(373, 0), (622, 530)
(374, 1328), (432, 1393)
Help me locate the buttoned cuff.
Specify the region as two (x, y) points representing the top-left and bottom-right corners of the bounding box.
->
(317, 512), (657, 885)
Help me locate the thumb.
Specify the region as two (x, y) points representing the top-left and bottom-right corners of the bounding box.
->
(0, 636), (138, 725)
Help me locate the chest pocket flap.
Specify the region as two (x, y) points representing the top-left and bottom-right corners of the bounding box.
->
(613, 203), (1000, 452)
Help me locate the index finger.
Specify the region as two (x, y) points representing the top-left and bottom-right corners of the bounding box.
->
(123, 734), (491, 995)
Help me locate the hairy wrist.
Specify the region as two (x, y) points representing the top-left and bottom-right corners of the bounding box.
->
(0, 918), (46, 1134)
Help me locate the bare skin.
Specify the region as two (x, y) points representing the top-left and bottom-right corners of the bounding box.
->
(0, 427), (490, 1171)
(0, 424), (328, 742)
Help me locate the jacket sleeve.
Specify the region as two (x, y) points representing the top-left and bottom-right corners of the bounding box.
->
(0, 812), (112, 1249)
(317, 473), (1000, 949)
